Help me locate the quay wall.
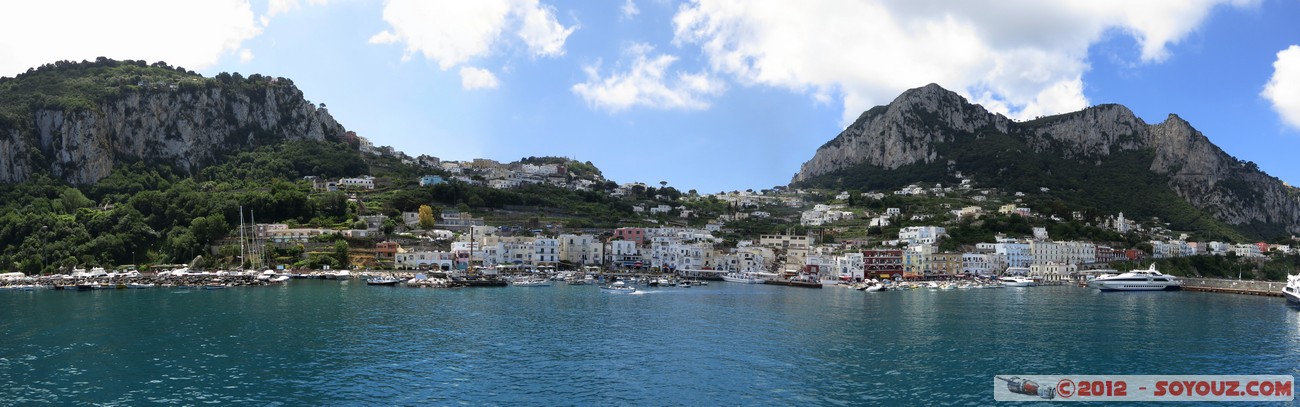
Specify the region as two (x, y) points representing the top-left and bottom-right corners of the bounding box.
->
(1180, 277), (1283, 297)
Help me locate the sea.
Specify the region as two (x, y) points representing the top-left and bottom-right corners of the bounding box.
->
(2, 280), (1298, 406)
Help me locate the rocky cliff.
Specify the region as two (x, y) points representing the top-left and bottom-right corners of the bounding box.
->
(793, 84), (1300, 236)
(0, 60), (345, 184)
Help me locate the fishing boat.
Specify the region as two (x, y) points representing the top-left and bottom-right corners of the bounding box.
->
(1284, 274), (1300, 304)
(600, 281), (636, 293)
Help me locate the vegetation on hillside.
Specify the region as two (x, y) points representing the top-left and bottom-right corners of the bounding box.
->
(795, 131), (1255, 241)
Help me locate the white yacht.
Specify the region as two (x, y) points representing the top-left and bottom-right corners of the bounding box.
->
(721, 271), (771, 284)
(998, 276), (1036, 287)
(600, 281), (636, 293)
(1086, 264), (1182, 291)
(512, 277), (551, 287)
(1283, 274), (1300, 304)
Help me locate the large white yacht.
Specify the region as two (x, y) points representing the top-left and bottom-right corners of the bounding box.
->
(1283, 274), (1300, 304)
(1087, 264), (1182, 291)
(998, 276), (1036, 287)
(721, 271), (770, 284)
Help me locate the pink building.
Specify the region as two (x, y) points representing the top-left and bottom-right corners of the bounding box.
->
(613, 227), (646, 245)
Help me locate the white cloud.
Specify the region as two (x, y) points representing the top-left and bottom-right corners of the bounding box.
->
(672, 0), (1256, 123)
(239, 49), (255, 63)
(265, 0), (329, 21)
(571, 43), (725, 112)
(0, 0), (261, 77)
(371, 0), (576, 70)
(516, 3), (577, 58)
(460, 66), (501, 90)
(1263, 45), (1300, 131)
(621, 0), (640, 20)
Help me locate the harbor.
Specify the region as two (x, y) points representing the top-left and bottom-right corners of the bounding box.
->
(6, 267), (1300, 300)
(3, 279), (1298, 405)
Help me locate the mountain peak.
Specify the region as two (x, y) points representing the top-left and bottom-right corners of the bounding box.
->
(892, 83), (968, 107)
(792, 85), (1300, 237)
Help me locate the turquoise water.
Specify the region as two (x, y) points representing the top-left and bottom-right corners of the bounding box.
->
(3, 281), (1299, 405)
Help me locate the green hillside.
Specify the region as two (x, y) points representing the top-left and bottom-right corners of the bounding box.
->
(794, 131), (1252, 242)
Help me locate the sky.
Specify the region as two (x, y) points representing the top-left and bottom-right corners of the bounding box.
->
(2, 0), (1300, 194)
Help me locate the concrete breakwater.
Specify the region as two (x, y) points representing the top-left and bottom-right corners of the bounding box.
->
(1180, 277), (1284, 297)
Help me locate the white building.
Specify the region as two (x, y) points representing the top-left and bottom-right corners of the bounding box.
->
(899, 226), (946, 245)
(962, 253), (996, 276)
(395, 250), (455, 270)
(609, 240), (641, 268)
(992, 242), (1031, 269)
(1030, 262), (1077, 283)
(1029, 241), (1096, 266)
(338, 176), (375, 189)
(533, 238), (560, 265)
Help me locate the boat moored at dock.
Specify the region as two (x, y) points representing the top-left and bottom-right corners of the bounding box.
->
(365, 276), (402, 286)
(999, 276), (1036, 287)
(1087, 264), (1182, 291)
(1283, 274), (1300, 304)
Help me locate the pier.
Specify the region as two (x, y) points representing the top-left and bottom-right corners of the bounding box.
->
(1179, 277), (1283, 297)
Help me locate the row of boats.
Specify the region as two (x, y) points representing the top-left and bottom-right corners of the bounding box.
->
(841, 265), (1186, 292)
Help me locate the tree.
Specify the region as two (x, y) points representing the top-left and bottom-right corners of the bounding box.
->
(418, 204), (438, 229)
(333, 240), (350, 268)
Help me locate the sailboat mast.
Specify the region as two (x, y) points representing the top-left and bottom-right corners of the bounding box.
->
(250, 209), (259, 270)
(238, 206), (246, 270)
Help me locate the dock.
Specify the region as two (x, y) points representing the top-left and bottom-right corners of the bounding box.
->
(764, 280), (823, 289)
(1179, 277), (1283, 297)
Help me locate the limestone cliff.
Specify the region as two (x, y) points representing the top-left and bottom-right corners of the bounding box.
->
(0, 60), (345, 184)
(792, 84), (1300, 236)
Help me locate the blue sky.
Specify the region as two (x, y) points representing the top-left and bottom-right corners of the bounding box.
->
(3, 1), (1300, 193)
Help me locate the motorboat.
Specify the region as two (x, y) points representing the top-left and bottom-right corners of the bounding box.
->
(365, 276), (401, 286)
(600, 281), (636, 293)
(1284, 274), (1300, 304)
(721, 272), (768, 284)
(567, 275), (594, 285)
(1086, 264), (1181, 291)
(269, 275), (291, 283)
(999, 276), (1037, 287)
(512, 277), (551, 287)
(860, 281), (887, 292)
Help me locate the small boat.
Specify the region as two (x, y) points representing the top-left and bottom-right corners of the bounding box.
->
(366, 276), (401, 286)
(679, 280), (692, 288)
(1284, 274), (1300, 304)
(600, 281), (636, 293)
(512, 277), (551, 287)
(127, 283), (156, 289)
(567, 276), (594, 285)
(1087, 264), (1181, 291)
(269, 275), (291, 283)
